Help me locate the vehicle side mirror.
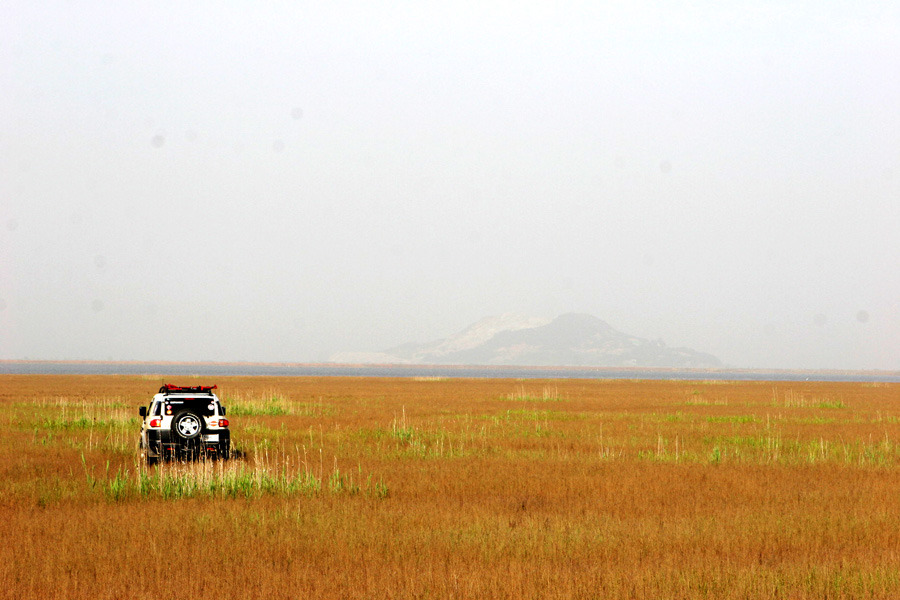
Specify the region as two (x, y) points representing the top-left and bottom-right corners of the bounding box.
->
(220, 406), (226, 416)
(139, 406), (147, 417)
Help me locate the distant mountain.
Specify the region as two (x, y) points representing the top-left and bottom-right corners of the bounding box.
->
(331, 313), (722, 368)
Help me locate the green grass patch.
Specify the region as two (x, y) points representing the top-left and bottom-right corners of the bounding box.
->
(227, 396), (289, 416)
(43, 416), (138, 430)
(705, 415), (760, 424)
(89, 460), (388, 501)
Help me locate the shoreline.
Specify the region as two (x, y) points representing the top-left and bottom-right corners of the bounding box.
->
(1, 360), (897, 382)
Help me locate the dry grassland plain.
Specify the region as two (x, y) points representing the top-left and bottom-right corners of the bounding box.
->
(1, 375), (899, 599)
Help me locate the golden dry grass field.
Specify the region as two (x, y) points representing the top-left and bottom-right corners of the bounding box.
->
(1, 374), (899, 599)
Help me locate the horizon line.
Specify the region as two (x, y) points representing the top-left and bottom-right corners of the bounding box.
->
(0, 359), (897, 376)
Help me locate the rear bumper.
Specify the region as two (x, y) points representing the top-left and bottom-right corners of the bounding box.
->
(145, 429), (230, 457)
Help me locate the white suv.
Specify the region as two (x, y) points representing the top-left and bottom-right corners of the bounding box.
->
(138, 384), (231, 464)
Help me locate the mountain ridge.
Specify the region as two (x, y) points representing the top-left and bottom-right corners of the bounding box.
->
(331, 313), (722, 368)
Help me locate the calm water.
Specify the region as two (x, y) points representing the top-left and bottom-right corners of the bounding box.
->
(1, 362), (897, 382)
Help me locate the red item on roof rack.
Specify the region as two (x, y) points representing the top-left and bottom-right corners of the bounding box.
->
(159, 384), (218, 394)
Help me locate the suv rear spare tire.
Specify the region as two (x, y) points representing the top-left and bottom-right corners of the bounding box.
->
(173, 411), (202, 440)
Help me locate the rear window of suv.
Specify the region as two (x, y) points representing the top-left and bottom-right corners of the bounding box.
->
(165, 398), (219, 417)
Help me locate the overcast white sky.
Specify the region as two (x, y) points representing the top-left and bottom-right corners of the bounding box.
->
(2, 1), (898, 369)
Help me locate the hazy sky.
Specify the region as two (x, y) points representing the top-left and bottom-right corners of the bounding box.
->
(2, 2), (898, 369)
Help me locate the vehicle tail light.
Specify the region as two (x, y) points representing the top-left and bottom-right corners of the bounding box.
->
(219, 419), (229, 428)
(149, 418), (162, 427)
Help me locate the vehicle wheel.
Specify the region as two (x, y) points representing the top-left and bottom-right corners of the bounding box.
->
(172, 411), (203, 440)
(221, 443), (230, 461)
(140, 442), (157, 466)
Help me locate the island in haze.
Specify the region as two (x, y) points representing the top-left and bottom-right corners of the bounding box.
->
(331, 313), (723, 368)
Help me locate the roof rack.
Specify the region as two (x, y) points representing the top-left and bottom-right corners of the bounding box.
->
(159, 384), (218, 395)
